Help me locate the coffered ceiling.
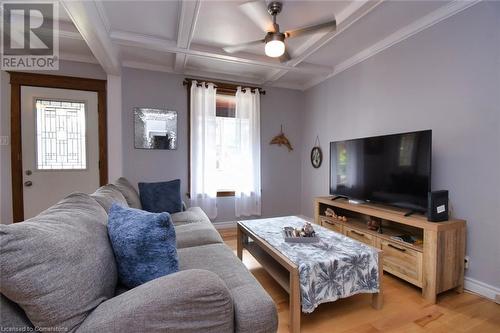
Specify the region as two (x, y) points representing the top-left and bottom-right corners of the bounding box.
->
(52, 0), (479, 90)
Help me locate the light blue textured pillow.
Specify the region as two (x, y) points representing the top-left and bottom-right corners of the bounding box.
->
(107, 204), (178, 288)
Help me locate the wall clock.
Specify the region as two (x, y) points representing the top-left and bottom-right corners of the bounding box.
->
(310, 146), (322, 168)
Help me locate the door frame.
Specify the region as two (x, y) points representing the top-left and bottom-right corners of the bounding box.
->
(8, 72), (108, 222)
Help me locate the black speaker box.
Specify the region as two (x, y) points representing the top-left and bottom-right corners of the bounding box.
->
(427, 190), (449, 222)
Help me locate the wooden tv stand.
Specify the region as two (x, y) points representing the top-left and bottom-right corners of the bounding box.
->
(314, 197), (466, 303)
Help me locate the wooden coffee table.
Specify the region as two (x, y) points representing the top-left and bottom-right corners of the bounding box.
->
(237, 219), (383, 333)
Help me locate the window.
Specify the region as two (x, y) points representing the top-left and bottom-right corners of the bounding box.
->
(35, 99), (87, 170)
(189, 80), (262, 216)
(215, 94), (245, 194)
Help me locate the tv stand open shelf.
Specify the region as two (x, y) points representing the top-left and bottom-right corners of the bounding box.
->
(314, 197), (466, 303)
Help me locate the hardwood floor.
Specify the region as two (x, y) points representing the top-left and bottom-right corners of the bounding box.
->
(218, 228), (500, 333)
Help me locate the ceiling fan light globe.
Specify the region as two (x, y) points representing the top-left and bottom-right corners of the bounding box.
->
(265, 40), (285, 57)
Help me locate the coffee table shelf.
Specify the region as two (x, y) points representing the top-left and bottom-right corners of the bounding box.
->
(245, 241), (290, 293)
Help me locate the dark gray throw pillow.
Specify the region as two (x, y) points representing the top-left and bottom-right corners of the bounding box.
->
(0, 193), (117, 332)
(139, 179), (183, 214)
(113, 177), (142, 209)
(91, 184), (128, 213)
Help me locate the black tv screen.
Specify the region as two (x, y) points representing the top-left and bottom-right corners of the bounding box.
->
(329, 130), (431, 211)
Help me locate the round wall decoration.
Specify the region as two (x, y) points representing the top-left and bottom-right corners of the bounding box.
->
(311, 146), (322, 168)
(311, 136), (323, 168)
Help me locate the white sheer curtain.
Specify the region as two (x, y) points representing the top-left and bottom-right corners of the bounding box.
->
(234, 87), (261, 217)
(190, 81), (218, 219)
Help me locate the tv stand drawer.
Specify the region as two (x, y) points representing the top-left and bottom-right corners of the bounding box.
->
(344, 226), (375, 246)
(320, 217), (343, 233)
(380, 240), (423, 287)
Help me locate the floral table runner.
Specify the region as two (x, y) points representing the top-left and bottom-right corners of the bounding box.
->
(240, 216), (380, 313)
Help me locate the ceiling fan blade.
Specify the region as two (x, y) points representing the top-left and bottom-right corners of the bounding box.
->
(240, 1), (275, 32)
(223, 39), (265, 54)
(279, 50), (291, 63)
(285, 19), (336, 39)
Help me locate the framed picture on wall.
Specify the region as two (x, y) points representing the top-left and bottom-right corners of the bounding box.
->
(134, 107), (177, 150)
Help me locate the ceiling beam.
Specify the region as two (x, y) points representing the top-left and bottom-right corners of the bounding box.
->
(110, 30), (332, 75)
(174, 0), (201, 72)
(61, 0), (120, 75)
(263, 0), (384, 85)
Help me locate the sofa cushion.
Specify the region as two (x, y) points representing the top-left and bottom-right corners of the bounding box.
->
(175, 221), (223, 248)
(108, 204), (179, 289)
(91, 184), (128, 213)
(139, 179), (183, 214)
(113, 177), (142, 209)
(0, 193), (117, 332)
(178, 244), (278, 333)
(0, 294), (33, 330)
(171, 207), (211, 226)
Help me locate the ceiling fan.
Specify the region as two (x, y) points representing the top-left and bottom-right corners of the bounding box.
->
(223, 1), (336, 62)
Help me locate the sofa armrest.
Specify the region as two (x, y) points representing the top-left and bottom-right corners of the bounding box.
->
(77, 270), (234, 333)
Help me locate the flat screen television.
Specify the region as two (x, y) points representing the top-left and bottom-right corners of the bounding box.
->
(329, 130), (431, 212)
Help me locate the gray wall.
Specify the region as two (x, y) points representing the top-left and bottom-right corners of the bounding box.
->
(0, 61), (106, 224)
(121, 68), (303, 222)
(300, 2), (500, 289)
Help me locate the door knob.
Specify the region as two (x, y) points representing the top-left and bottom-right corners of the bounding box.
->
(24, 180), (33, 187)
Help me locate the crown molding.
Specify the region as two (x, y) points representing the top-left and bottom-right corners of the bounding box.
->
(59, 52), (98, 64)
(302, 0), (482, 91)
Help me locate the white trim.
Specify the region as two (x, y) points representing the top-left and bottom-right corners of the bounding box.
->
(302, 0), (482, 90)
(94, 0), (111, 33)
(59, 52), (98, 64)
(120, 60), (305, 90)
(464, 277), (500, 301)
(175, 0), (201, 72)
(111, 31), (330, 75)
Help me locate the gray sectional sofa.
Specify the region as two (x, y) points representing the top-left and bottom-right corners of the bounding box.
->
(0, 178), (277, 333)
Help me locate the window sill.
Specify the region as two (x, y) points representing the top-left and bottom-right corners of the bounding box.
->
(217, 191), (235, 197)
(185, 191), (235, 198)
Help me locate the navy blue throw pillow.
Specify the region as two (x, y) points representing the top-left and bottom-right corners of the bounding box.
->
(107, 204), (178, 288)
(138, 179), (183, 214)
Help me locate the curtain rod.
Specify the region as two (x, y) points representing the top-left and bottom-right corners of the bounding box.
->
(182, 78), (266, 95)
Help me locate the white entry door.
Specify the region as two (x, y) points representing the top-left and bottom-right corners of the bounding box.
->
(21, 86), (100, 219)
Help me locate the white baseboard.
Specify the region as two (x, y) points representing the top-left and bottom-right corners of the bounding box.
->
(464, 277), (500, 302)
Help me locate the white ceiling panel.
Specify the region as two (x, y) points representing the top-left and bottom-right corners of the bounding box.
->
(306, 0), (449, 67)
(101, 0), (180, 40)
(120, 45), (176, 68)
